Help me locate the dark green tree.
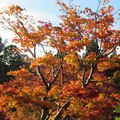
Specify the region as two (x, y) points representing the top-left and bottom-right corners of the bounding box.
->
(0, 37), (28, 83)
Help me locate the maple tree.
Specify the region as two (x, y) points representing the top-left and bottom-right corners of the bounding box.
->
(0, 0), (120, 120)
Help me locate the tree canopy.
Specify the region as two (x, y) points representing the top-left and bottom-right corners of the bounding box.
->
(0, 0), (120, 119)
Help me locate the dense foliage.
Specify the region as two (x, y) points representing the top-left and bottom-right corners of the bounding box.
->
(0, 37), (28, 83)
(0, 0), (120, 119)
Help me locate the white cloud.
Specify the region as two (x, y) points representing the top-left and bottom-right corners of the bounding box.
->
(0, 3), (7, 8)
(28, 11), (62, 25)
(0, 29), (15, 44)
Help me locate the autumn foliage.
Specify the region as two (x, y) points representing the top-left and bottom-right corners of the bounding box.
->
(0, 0), (120, 119)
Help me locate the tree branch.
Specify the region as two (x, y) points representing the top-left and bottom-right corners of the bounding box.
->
(82, 64), (95, 87)
(54, 98), (71, 120)
(36, 66), (49, 92)
(50, 57), (64, 87)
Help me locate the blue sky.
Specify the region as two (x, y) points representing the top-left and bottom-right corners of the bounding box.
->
(0, 0), (120, 41)
(0, 0), (120, 23)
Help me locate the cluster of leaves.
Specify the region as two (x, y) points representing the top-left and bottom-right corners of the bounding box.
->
(0, 0), (120, 119)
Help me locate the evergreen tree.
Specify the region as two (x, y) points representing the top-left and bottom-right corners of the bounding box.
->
(0, 37), (28, 83)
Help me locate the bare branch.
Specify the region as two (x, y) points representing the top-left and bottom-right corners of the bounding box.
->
(39, 43), (48, 54)
(82, 64), (96, 87)
(50, 57), (64, 86)
(81, 69), (86, 87)
(98, 45), (117, 58)
(54, 98), (71, 120)
(36, 66), (49, 91)
(85, 65), (94, 85)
